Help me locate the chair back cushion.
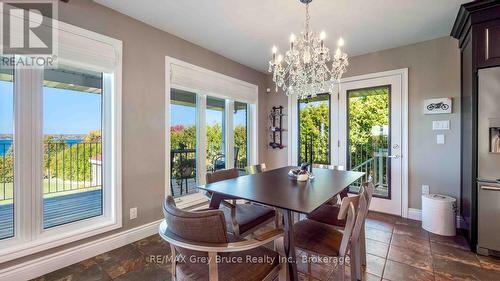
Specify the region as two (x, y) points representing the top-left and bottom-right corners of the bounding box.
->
(206, 168), (239, 184)
(163, 196), (228, 256)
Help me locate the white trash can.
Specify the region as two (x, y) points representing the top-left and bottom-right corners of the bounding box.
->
(422, 194), (456, 236)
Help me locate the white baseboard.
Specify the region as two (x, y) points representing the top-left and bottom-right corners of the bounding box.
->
(407, 208), (465, 229)
(0, 219), (163, 281)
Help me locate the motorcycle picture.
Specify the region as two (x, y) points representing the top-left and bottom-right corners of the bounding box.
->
(427, 102), (450, 111)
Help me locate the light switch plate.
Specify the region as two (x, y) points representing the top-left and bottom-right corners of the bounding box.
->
(433, 120), (450, 130)
(437, 134), (445, 144)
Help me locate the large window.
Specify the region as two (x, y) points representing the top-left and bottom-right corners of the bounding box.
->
(0, 23), (122, 263)
(170, 89), (197, 198)
(206, 96), (225, 173)
(167, 58), (257, 206)
(298, 94), (331, 165)
(234, 102), (248, 171)
(0, 66), (14, 240)
(42, 68), (103, 229)
(169, 91), (252, 201)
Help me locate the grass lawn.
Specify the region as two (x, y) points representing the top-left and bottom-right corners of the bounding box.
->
(0, 179), (101, 205)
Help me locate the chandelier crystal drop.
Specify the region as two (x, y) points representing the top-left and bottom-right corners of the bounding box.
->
(268, 0), (349, 99)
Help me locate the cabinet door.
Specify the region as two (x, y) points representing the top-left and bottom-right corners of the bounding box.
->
(476, 20), (500, 68)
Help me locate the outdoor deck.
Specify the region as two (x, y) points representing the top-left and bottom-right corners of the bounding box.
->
(0, 179), (202, 239)
(0, 190), (103, 239)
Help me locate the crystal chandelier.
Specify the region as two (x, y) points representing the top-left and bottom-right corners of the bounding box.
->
(268, 0), (349, 99)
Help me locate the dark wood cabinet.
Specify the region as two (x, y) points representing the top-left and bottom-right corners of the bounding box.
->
(451, 0), (500, 252)
(476, 20), (500, 68)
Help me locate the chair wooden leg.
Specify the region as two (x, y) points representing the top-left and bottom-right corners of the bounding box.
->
(350, 242), (362, 281)
(306, 252), (312, 275)
(278, 261), (288, 281)
(208, 252), (219, 281)
(274, 208), (281, 229)
(360, 226), (367, 266)
(335, 262), (345, 281)
(170, 245), (177, 280)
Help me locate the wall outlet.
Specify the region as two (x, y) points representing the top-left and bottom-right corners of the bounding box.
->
(422, 185), (430, 195)
(129, 207), (138, 220)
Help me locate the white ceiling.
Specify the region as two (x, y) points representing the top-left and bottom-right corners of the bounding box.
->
(95, 0), (467, 73)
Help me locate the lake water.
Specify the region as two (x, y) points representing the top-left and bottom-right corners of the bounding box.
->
(0, 139), (83, 156)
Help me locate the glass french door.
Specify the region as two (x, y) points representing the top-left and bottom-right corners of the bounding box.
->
(338, 74), (403, 216)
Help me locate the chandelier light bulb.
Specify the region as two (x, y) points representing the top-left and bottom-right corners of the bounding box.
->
(335, 48), (342, 57)
(290, 34), (296, 43)
(272, 46), (278, 54)
(277, 54), (283, 63)
(337, 37), (345, 47)
(320, 31), (326, 40)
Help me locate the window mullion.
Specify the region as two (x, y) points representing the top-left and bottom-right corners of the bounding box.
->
(13, 66), (36, 242)
(197, 94), (207, 185)
(31, 68), (44, 238)
(225, 100), (234, 169)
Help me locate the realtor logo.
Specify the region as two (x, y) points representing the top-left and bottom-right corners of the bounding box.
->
(0, 0), (58, 67)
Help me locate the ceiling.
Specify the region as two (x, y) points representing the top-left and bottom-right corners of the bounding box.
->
(95, 0), (468, 73)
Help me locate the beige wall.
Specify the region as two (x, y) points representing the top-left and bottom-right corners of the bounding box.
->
(2, 0), (460, 269)
(263, 36), (461, 210)
(1, 0), (268, 268)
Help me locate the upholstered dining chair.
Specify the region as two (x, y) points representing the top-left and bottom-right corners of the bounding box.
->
(206, 168), (278, 238)
(293, 187), (369, 281)
(160, 196), (286, 281)
(246, 163), (267, 175)
(306, 182), (374, 280)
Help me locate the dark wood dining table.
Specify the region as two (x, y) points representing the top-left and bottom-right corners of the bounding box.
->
(197, 166), (364, 281)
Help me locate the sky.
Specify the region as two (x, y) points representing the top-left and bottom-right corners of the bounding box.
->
(0, 80), (102, 135)
(1, 79), (247, 136)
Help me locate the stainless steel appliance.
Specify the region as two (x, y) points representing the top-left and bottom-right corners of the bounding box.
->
(477, 67), (500, 256)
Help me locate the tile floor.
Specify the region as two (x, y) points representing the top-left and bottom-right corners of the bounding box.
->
(33, 212), (500, 281)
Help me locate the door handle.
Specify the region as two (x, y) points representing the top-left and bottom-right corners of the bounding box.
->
(388, 155), (400, 159)
(481, 185), (500, 191)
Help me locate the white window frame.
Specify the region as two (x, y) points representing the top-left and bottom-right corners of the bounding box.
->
(0, 21), (122, 263)
(165, 57), (258, 208)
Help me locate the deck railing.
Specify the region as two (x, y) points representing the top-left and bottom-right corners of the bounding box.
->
(350, 147), (389, 195)
(0, 141), (102, 203)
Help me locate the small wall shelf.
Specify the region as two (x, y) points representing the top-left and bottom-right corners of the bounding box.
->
(269, 106), (286, 149)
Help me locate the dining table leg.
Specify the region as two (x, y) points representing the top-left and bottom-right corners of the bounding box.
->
(283, 209), (298, 281)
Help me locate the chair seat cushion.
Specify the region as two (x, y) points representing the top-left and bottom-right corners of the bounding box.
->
(307, 204), (346, 227)
(294, 219), (344, 257)
(221, 203), (276, 235)
(176, 246), (279, 281)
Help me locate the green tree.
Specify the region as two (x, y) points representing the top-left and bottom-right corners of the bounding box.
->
(0, 146), (14, 184)
(299, 101), (330, 164)
(348, 92), (388, 167)
(45, 132), (101, 183)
